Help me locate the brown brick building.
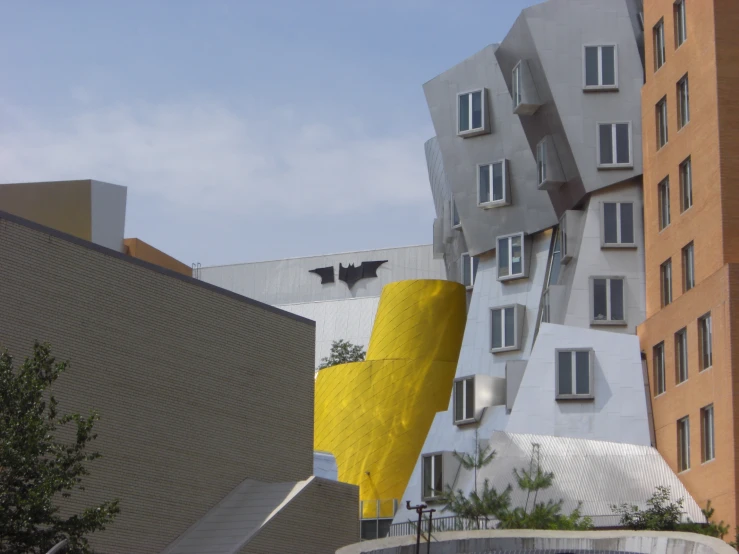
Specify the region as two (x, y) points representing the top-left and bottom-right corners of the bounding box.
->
(638, 0), (739, 531)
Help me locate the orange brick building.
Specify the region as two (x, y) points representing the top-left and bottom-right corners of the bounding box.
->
(639, 0), (739, 531)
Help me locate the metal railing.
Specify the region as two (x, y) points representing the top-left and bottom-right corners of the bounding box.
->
(389, 515), (497, 538)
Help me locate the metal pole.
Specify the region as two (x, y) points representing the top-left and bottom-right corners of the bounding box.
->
(426, 509), (436, 553)
(406, 501), (427, 554)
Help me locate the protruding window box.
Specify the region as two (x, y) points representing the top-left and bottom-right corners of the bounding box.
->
(477, 160), (510, 209)
(497, 232), (530, 282)
(457, 89), (489, 138)
(512, 61), (542, 116)
(558, 210), (582, 265)
(490, 304), (525, 353)
(421, 451), (461, 502)
(536, 136), (565, 190)
(452, 374), (505, 426)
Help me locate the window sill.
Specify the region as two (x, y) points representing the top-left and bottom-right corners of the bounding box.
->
(591, 320), (627, 326)
(701, 457), (716, 466)
(583, 85), (619, 92)
(658, 224), (670, 234)
(498, 272), (526, 283)
(597, 163), (634, 170)
(654, 391), (666, 399)
(675, 379), (688, 387)
(422, 496), (444, 504)
(491, 345), (520, 354)
(478, 200), (510, 209)
(458, 128), (487, 139)
(555, 394), (594, 401)
(452, 224), (462, 230)
(601, 243), (637, 249)
(680, 204), (693, 216)
(465, 285), (474, 291)
(678, 467), (691, 475)
(699, 365), (713, 373)
(678, 121), (690, 132)
(453, 417), (478, 426)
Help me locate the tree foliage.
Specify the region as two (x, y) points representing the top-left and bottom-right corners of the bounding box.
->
(317, 339), (366, 370)
(0, 342), (120, 554)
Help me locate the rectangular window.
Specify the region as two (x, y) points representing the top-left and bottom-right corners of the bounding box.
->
(654, 342), (666, 396)
(675, 328), (688, 384)
(701, 404), (715, 462)
(512, 62), (522, 109)
(453, 377), (475, 424)
(658, 177), (671, 230)
(683, 242), (695, 291)
(699, 313), (712, 370)
(541, 288), (551, 324)
(491, 306), (518, 352)
(458, 90), (484, 134)
(597, 122), (632, 167)
(422, 454), (443, 500)
(661, 259), (672, 307)
(591, 277), (625, 324)
(497, 233), (525, 280)
(656, 97), (668, 149)
(677, 75), (690, 129)
(584, 45), (617, 89)
(677, 416), (690, 472)
(602, 202), (635, 246)
(461, 253), (479, 289)
(536, 140), (547, 185)
(478, 161), (507, 206)
(675, 0), (687, 48)
(654, 19), (666, 71)
(556, 350), (593, 399)
(451, 197), (461, 228)
(680, 157), (692, 212)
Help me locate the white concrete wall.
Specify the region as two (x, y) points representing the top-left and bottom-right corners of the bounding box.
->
(90, 179), (127, 253)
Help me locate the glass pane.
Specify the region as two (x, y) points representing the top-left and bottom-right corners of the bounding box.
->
(479, 165), (490, 204)
(491, 309), (502, 349)
(465, 378), (475, 420)
(585, 46), (599, 86)
(498, 238), (510, 277)
(504, 307), (515, 347)
(471, 91), (482, 130)
(423, 456), (432, 497)
(454, 380), (464, 422)
(361, 520), (379, 541)
(601, 46), (615, 86)
(472, 257), (479, 281)
(459, 94), (469, 132)
(377, 519), (392, 539)
(610, 278), (624, 321)
(616, 123), (630, 164)
(492, 162), (504, 201)
(548, 229), (562, 286)
(575, 351), (590, 394)
(511, 235), (522, 275)
(462, 255), (471, 287)
(513, 66), (520, 106)
(599, 124), (613, 165)
(620, 202), (634, 244)
(433, 455), (443, 494)
(603, 203), (618, 243)
(558, 351), (572, 395)
(593, 279), (607, 321)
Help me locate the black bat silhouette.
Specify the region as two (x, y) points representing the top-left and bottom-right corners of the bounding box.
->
(338, 260), (387, 289)
(309, 266), (335, 284)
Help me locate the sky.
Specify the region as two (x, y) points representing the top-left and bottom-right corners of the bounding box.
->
(0, 0), (540, 266)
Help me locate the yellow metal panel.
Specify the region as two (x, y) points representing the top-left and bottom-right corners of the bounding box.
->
(314, 279), (466, 518)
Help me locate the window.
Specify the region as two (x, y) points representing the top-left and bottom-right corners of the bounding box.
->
(675, 0), (687, 48)
(512, 62), (522, 110)
(591, 277), (625, 324)
(701, 404), (715, 462)
(458, 90), (484, 135)
(461, 253), (479, 289)
(654, 19), (666, 71)
(661, 259), (672, 307)
(536, 140), (547, 185)
(556, 349), (594, 400)
(541, 289), (551, 324)
(653, 342), (666, 396)
(453, 377), (475, 424)
(675, 328), (688, 384)
(699, 313), (712, 370)
(680, 157), (692, 212)
(451, 197), (461, 229)
(677, 416), (690, 472)
(683, 242), (695, 291)
(656, 97), (668, 149)
(677, 75), (690, 129)
(559, 213), (572, 263)
(658, 177), (671, 231)
(584, 45), (617, 89)
(478, 161), (508, 206)
(491, 305), (520, 352)
(497, 233), (525, 280)
(597, 123), (632, 167)
(601, 202), (635, 246)
(422, 454), (443, 500)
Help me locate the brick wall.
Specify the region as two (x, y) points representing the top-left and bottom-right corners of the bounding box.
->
(0, 214), (316, 553)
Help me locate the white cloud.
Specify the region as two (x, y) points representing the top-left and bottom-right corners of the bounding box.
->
(0, 99), (433, 217)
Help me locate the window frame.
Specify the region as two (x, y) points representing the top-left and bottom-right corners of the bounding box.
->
(476, 159), (509, 208)
(701, 404), (715, 463)
(559, 212), (571, 263)
(457, 89), (486, 137)
(582, 44), (619, 91)
(654, 18), (666, 72)
(660, 259), (673, 307)
(451, 197), (462, 229)
(656, 96), (669, 150)
(421, 452), (444, 501)
(596, 122), (633, 169)
(675, 327), (688, 384)
(452, 376), (476, 425)
(555, 348), (595, 400)
(698, 312), (713, 371)
(461, 252), (478, 290)
(512, 61), (523, 110)
(677, 415), (691, 472)
(536, 139), (547, 186)
(674, 0), (687, 48)
(589, 276), (627, 326)
(600, 201), (637, 248)
(682, 242), (695, 292)
(497, 232), (526, 282)
(654, 342), (666, 396)
(677, 74), (690, 130)
(680, 157), (693, 212)
(658, 177), (671, 231)
(490, 304), (522, 353)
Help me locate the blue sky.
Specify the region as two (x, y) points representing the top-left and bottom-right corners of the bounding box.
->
(0, 0), (539, 266)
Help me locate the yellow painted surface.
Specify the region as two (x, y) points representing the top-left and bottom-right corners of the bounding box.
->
(314, 279), (466, 518)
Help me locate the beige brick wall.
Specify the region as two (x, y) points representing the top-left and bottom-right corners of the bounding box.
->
(240, 478), (359, 554)
(0, 215), (317, 553)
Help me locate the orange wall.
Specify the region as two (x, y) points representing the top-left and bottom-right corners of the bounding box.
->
(124, 238), (191, 277)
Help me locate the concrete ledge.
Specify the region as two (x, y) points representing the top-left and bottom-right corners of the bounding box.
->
(336, 529), (736, 554)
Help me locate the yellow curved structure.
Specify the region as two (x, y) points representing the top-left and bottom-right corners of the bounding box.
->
(314, 279), (466, 517)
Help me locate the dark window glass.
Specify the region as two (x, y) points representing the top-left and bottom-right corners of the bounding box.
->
(492, 309), (502, 349)
(471, 91), (482, 130)
(558, 351), (572, 395)
(620, 203), (634, 244)
(603, 203), (618, 243)
(459, 95), (469, 133)
(504, 307), (515, 347)
(492, 162), (504, 201)
(616, 123), (630, 164)
(599, 124), (613, 165)
(423, 456), (432, 498)
(575, 351), (590, 394)
(454, 380), (464, 422)
(361, 520), (379, 541)
(593, 278), (607, 321)
(498, 238), (510, 278)
(462, 255), (471, 287)
(511, 235), (523, 275)
(610, 278), (624, 321)
(602, 46), (615, 86)
(433, 455), (443, 494)
(479, 165), (490, 204)
(585, 47), (599, 86)
(465, 378), (475, 420)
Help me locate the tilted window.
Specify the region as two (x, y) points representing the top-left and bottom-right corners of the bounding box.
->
(458, 89), (485, 136)
(497, 233), (526, 281)
(584, 45), (617, 90)
(598, 123), (632, 167)
(478, 160), (509, 207)
(556, 349), (594, 400)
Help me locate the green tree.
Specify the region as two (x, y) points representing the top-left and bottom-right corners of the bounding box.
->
(452, 438), (497, 494)
(0, 342), (120, 554)
(317, 339), (366, 370)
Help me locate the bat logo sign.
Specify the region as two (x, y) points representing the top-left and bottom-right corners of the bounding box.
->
(309, 260), (388, 289)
